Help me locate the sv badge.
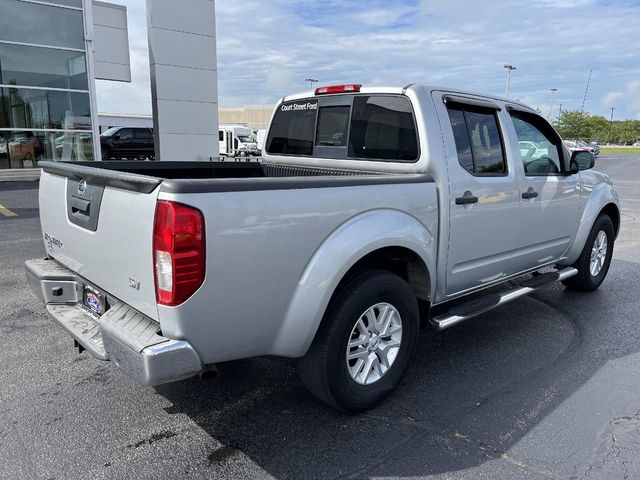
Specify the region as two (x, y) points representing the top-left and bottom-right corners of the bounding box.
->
(128, 277), (141, 290)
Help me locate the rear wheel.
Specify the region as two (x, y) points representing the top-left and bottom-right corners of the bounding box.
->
(562, 214), (614, 291)
(299, 270), (420, 412)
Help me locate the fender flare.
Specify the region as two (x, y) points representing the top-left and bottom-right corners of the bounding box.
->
(561, 181), (620, 265)
(270, 209), (437, 357)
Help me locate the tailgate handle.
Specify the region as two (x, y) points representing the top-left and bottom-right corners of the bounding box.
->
(70, 197), (90, 216)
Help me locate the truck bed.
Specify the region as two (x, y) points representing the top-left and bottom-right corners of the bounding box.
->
(40, 161), (430, 195)
(49, 160), (365, 180)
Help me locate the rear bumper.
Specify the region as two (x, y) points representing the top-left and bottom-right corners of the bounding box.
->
(25, 258), (203, 385)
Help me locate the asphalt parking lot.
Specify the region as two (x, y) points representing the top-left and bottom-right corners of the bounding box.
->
(1, 155), (639, 480)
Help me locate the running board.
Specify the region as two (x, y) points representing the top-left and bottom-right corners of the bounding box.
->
(431, 267), (578, 331)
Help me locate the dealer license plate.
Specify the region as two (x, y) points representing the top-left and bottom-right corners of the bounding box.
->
(83, 285), (106, 315)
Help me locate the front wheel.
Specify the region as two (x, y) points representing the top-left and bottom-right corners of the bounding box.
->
(298, 270), (420, 412)
(562, 214), (614, 291)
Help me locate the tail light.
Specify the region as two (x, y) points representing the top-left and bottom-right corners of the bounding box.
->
(153, 200), (205, 306)
(315, 83), (362, 95)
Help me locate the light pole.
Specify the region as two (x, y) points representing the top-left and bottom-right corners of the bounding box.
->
(503, 64), (516, 99)
(548, 88), (558, 121)
(609, 107), (616, 144)
(305, 78), (318, 90)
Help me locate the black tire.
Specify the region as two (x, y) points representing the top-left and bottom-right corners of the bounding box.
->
(562, 214), (614, 291)
(299, 270), (420, 412)
(101, 148), (111, 160)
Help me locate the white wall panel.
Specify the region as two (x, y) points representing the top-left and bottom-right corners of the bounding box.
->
(147, 0), (219, 160)
(147, 28), (217, 70)
(153, 65), (218, 103)
(92, 1), (131, 82)
(157, 134), (219, 161)
(147, 0), (216, 38)
(155, 100), (218, 136)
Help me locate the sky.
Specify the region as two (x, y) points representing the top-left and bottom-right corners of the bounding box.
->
(96, 0), (640, 120)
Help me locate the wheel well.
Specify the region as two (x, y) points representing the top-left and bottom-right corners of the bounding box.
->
(328, 247), (431, 329)
(337, 247), (430, 301)
(600, 203), (620, 238)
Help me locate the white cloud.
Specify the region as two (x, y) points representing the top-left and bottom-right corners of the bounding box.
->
(354, 7), (416, 27)
(601, 80), (640, 119)
(95, 0), (640, 120)
(601, 91), (624, 108)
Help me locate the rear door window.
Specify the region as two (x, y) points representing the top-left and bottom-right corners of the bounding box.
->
(348, 95), (418, 161)
(446, 104), (506, 175)
(266, 100), (318, 156)
(133, 128), (152, 139)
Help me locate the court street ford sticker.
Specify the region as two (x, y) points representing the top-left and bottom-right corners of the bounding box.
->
(280, 100), (318, 112)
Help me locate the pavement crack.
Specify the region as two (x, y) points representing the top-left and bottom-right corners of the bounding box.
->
(127, 429), (179, 449)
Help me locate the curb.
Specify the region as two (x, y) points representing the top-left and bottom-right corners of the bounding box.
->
(0, 168), (41, 182)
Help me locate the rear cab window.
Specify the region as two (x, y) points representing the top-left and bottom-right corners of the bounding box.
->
(266, 94), (419, 162)
(266, 100), (318, 156)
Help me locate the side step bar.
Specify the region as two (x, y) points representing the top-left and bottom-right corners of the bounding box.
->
(431, 267), (578, 331)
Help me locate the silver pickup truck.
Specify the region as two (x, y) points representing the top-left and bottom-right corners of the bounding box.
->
(26, 84), (620, 412)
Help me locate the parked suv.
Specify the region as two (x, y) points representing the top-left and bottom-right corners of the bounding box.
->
(100, 127), (155, 160)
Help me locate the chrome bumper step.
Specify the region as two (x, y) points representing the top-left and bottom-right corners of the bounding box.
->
(25, 258), (203, 385)
(431, 267), (578, 331)
(46, 304), (107, 360)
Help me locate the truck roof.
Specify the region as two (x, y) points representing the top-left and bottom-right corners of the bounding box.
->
(282, 83), (536, 113)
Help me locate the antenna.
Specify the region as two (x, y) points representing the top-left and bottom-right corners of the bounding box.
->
(577, 70), (592, 140)
(580, 69), (592, 113)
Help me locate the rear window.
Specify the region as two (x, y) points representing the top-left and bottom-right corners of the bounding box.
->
(266, 94), (419, 162)
(266, 100), (318, 156)
(349, 96), (418, 161)
(316, 106), (349, 146)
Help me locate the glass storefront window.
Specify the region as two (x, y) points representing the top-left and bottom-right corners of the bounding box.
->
(0, 87), (91, 130)
(0, 0), (85, 50)
(0, 130), (93, 168)
(0, 43), (88, 90)
(0, 1), (95, 170)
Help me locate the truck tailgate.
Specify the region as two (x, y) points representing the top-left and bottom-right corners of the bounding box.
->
(38, 164), (161, 321)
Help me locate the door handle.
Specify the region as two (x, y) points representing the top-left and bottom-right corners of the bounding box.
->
(455, 191), (479, 205)
(521, 188), (539, 200)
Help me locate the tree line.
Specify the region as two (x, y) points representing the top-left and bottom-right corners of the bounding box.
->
(551, 110), (640, 145)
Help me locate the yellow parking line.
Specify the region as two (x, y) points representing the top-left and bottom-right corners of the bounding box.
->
(0, 202), (17, 217)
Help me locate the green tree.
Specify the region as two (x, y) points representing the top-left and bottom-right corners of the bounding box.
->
(586, 115), (609, 142)
(554, 110), (589, 140)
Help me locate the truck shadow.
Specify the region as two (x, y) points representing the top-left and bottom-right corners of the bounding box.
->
(155, 257), (638, 478)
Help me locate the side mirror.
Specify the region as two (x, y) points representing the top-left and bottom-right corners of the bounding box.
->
(113, 133), (121, 140)
(570, 150), (595, 173)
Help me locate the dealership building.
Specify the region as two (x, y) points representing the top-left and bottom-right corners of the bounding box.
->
(0, 0), (219, 171)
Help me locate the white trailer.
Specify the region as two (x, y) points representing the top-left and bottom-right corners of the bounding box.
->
(256, 129), (267, 154)
(219, 125), (259, 157)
